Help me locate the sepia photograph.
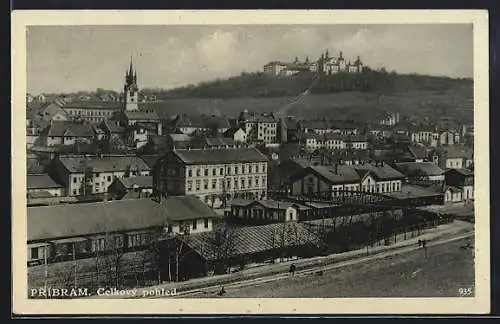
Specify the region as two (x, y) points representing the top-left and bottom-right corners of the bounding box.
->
(12, 10), (489, 315)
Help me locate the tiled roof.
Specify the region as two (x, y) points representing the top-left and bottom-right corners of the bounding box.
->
(28, 196), (219, 241)
(27, 174), (62, 189)
(407, 145), (429, 159)
(223, 127), (244, 137)
(173, 147), (268, 165)
(57, 155), (151, 173)
(139, 155), (161, 168)
(115, 175), (152, 189)
(186, 222), (321, 261)
(204, 137), (235, 147)
(27, 159), (45, 174)
(394, 162), (444, 177)
(436, 146), (473, 159)
(353, 163), (406, 181)
(124, 110), (161, 121)
(308, 165), (361, 184)
(46, 121), (95, 138)
(62, 101), (121, 109)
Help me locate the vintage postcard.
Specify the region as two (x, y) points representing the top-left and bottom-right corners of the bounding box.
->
(12, 10), (490, 315)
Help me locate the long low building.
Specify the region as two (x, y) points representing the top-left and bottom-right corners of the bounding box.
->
(27, 195), (220, 266)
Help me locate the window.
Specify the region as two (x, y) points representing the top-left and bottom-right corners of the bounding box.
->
(392, 183), (396, 192)
(204, 180), (209, 190)
(196, 169), (201, 176)
(188, 169), (192, 177)
(187, 180), (193, 192)
(73, 189), (77, 195)
(73, 177), (77, 183)
(212, 169), (216, 176)
(235, 166), (239, 174)
(192, 219), (197, 230)
(249, 177), (253, 187)
(195, 180), (201, 191)
(204, 169), (209, 176)
(212, 179), (217, 189)
(249, 165), (253, 173)
(91, 238), (106, 253)
(31, 247), (39, 260)
(220, 168), (224, 175)
(204, 218), (209, 228)
(255, 177), (260, 186)
(241, 179), (246, 189)
(262, 164), (266, 172)
(107, 176), (111, 182)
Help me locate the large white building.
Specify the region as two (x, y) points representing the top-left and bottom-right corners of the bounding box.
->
(153, 147), (270, 208)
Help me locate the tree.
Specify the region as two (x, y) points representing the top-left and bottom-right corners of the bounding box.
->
(92, 232), (126, 289)
(206, 221), (237, 275)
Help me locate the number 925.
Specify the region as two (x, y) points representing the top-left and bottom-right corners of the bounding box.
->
(458, 287), (473, 296)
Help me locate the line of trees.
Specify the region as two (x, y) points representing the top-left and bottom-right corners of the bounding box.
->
(162, 70), (472, 99)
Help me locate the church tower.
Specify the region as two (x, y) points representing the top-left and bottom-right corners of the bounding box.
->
(124, 58), (139, 112)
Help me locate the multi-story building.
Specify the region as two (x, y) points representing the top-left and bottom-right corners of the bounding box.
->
(40, 121), (95, 147)
(61, 102), (121, 123)
(394, 162), (445, 186)
(27, 173), (65, 198)
(288, 162), (405, 198)
(301, 133), (367, 151)
(47, 155), (151, 196)
(153, 147), (269, 207)
(431, 146), (473, 170)
(445, 168), (474, 201)
(238, 111), (278, 144)
(263, 57), (319, 76)
(322, 51), (364, 74)
(377, 112), (400, 126)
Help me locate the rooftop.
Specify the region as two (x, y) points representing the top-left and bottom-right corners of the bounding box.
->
(28, 196), (219, 242)
(173, 147), (268, 165)
(394, 162), (444, 177)
(27, 174), (62, 190)
(57, 155), (151, 173)
(114, 175), (153, 189)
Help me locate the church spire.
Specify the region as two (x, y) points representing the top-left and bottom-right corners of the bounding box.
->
(128, 56), (134, 77)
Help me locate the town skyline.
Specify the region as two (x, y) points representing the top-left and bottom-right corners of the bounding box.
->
(27, 24), (473, 95)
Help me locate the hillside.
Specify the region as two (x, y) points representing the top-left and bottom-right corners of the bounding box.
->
(145, 89), (473, 124)
(146, 70), (473, 100)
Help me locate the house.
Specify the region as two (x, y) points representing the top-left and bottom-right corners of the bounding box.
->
(238, 110), (278, 144)
(27, 196), (220, 266)
(352, 162), (406, 193)
(190, 135), (237, 150)
(394, 162), (445, 186)
(223, 127), (247, 144)
(445, 168), (474, 201)
(108, 175), (153, 200)
(27, 173), (64, 198)
(61, 101), (122, 123)
(47, 155), (151, 196)
(410, 126), (439, 147)
(377, 112), (400, 126)
(431, 145), (474, 170)
(229, 199), (306, 223)
(443, 186), (464, 204)
(153, 147), (269, 208)
(301, 133), (347, 151)
(111, 110), (163, 148)
(345, 135), (369, 150)
(288, 165), (361, 198)
(173, 114), (231, 136)
(26, 111), (49, 149)
(39, 102), (70, 122)
(40, 121), (95, 147)
(100, 120), (126, 139)
(405, 145), (429, 162)
(439, 130), (461, 146)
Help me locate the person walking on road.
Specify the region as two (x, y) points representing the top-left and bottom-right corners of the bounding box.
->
(289, 264), (296, 276)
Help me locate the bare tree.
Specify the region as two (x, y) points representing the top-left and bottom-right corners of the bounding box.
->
(206, 221), (237, 275)
(92, 232), (126, 289)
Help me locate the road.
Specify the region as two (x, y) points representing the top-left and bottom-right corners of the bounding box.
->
(183, 236), (475, 298)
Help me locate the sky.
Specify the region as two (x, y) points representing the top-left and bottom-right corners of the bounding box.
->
(27, 24), (473, 95)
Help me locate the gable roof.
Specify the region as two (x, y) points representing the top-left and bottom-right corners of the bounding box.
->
(28, 196), (219, 241)
(394, 162), (444, 177)
(57, 155), (151, 173)
(172, 147), (268, 165)
(186, 222), (321, 261)
(300, 165), (361, 185)
(139, 155), (161, 168)
(407, 145), (429, 159)
(27, 174), (62, 189)
(223, 127), (245, 138)
(46, 121), (95, 138)
(353, 163), (406, 181)
(114, 176), (152, 189)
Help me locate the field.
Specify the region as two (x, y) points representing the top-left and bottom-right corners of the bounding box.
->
(147, 89), (473, 123)
(210, 237), (475, 298)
